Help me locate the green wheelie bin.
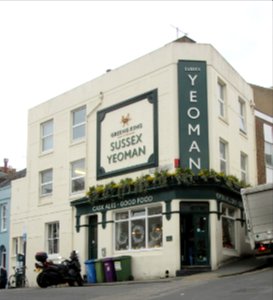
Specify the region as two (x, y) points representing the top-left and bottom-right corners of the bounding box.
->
(94, 259), (105, 283)
(113, 256), (133, 281)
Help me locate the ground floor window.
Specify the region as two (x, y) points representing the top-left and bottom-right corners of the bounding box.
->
(115, 205), (162, 251)
(46, 222), (59, 254)
(0, 245), (6, 268)
(222, 206), (236, 249)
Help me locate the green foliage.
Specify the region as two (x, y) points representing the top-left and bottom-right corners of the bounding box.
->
(87, 168), (246, 203)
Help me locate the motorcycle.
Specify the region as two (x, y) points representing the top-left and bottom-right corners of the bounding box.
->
(35, 250), (84, 288)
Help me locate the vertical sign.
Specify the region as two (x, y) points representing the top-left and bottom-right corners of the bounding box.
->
(178, 60), (209, 173)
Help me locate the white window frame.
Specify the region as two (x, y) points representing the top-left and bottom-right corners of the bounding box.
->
(114, 205), (163, 252)
(0, 204), (7, 232)
(264, 124), (273, 183)
(218, 80), (226, 119)
(0, 245), (7, 268)
(70, 159), (85, 194)
(222, 205), (237, 250)
(46, 222), (59, 255)
(12, 237), (23, 256)
(72, 106), (86, 142)
(41, 119), (53, 153)
(239, 98), (247, 133)
(219, 139), (228, 174)
(40, 169), (53, 197)
(240, 152), (248, 183)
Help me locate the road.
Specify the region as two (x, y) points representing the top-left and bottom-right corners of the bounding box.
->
(1, 267), (272, 300)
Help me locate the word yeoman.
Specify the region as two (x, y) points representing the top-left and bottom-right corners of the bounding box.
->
(187, 73), (201, 170)
(107, 133), (146, 164)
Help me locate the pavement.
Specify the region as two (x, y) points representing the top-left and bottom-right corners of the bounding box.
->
(86, 255), (272, 286)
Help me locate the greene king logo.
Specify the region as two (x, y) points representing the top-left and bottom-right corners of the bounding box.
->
(121, 113), (131, 127)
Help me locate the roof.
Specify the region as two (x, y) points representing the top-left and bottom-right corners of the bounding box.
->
(0, 169), (26, 188)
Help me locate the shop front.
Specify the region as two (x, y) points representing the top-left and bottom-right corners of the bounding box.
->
(71, 173), (245, 280)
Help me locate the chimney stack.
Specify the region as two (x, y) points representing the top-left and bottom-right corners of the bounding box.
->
(3, 158), (8, 173)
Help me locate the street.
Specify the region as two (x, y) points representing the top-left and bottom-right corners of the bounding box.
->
(1, 266), (272, 300)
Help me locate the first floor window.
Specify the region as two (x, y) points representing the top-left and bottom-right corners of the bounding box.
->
(219, 139), (228, 174)
(46, 222), (59, 255)
(71, 159), (85, 193)
(115, 205), (162, 251)
(12, 237), (23, 256)
(240, 152), (248, 183)
(222, 206), (236, 249)
(40, 169), (53, 196)
(0, 204), (7, 232)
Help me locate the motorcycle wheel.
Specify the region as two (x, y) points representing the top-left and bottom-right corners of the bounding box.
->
(77, 274), (84, 286)
(37, 272), (49, 288)
(68, 280), (75, 287)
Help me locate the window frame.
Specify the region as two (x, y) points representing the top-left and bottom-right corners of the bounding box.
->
(217, 80), (226, 119)
(219, 139), (228, 174)
(240, 152), (248, 184)
(70, 159), (85, 194)
(114, 205), (163, 252)
(239, 98), (247, 133)
(46, 222), (60, 255)
(40, 169), (53, 197)
(222, 205), (237, 250)
(71, 106), (86, 142)
(41, 119), (54, 153)
(0, 204), (7, 232)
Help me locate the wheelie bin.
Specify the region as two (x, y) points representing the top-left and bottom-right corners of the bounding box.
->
(94, 259), (105, 283)
(85, 260), (96, 283)
(102, 258), (116, 282)
(113, 256), (133, 281)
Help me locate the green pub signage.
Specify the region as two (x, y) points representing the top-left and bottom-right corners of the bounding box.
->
(178, 60), (209, 173)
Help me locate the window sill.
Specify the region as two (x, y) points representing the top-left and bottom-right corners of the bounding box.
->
(40, 150), (54, 157)
(239, 129), (248, 138)
(223, 247), (239, 257)
(218, 116), (229, 125)
(70, 138), (86, 147)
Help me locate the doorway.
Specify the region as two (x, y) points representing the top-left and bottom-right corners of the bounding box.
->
(88, 215), (98, 259)
(180, 202), (210, 267)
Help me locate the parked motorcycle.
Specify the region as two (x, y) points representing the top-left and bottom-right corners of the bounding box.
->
(35, 250), (83, 288)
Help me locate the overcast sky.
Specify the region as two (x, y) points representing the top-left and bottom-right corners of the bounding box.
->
(0, 0), (272, 171)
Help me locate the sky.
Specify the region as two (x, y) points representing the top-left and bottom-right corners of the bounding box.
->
(0, 0), (272, 171)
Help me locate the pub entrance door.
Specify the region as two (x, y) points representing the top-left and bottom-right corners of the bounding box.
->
(180, 202), (210, 267)
(88, 215), (98, 259)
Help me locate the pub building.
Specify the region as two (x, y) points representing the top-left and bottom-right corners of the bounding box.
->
(10, 36), (255, 285)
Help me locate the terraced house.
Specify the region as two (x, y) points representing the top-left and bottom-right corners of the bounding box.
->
(10, 36), (258, 286)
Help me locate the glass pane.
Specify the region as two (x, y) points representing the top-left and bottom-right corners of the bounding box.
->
(42, 121), (53, 136)
(222, 217), (235, 249)
(72, 178), (85, 192)
(115, 222), (129, 250)
(73, 108), (85, 125)
(41, 183), (52, 195)
(42, 136), (53, 151)
(42, 170), (52, 183)
(148, 216), (162, 248)
(148, 206), (162, 216)
(131, 209), (145, 218)
(220, 142), (226, 159)
(73, 124), (85, 140)
(131, 219), (145, 249)
(220, 160), (226, 173)
(116, 212), (128, 220)
(72, 160), (85, 177)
